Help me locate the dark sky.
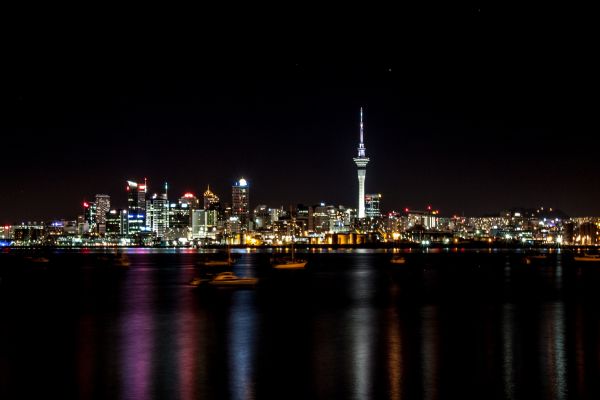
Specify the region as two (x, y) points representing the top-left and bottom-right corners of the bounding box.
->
(1, 7), (597, 223)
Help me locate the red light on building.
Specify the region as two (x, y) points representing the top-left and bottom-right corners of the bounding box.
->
(139, 185), (146, 191)
(83, 202), (89, 208)
(404, 208), (409, 212)
(184, 192), (194, 198)
(427, 205), (432, 211)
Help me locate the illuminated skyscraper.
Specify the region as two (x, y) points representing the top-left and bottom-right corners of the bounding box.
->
(95, 194), (110, 232)
(179, 192), (200, 209)
(203, 185), (220, 209)
(83, 201), (96, 232)
(106, 209), (128, 236)
(191, 209), (219, 240)
(353, 107), (370, 218)
(232, 178), (249, 231)
(146, 183), (169, 239)
(126, 180), (147, 235)
(365, 193), (382, 218)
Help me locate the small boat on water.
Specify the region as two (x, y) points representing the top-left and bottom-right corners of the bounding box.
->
(390, 255), (406, 265)
(208, 272), (258, 287)
(189, 277), (207, 287)
(574, 254), (600, 263)
(272, 258), (308, 269)
(23, 255), (50, 263)
(197, 246), (235, 267)
(198, 259), (234, 267)
(523, 254), (548, 265)
(272, 221), (307, 269)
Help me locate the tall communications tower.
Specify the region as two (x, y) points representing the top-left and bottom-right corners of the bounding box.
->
(353, 107), (370, 218)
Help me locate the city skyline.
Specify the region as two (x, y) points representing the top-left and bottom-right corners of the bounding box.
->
(3, 9), (597, 222)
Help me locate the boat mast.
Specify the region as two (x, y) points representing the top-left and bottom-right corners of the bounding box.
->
(291, 217), (296, 261)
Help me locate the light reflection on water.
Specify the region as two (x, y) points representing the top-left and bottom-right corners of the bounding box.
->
(541, 302), (568, 400)
(349, 258), (375, 400)
(502, 303), (516, 400)
(120, 265), (155, 400)
(421, 305), (439, 400)
(228, 291), (257, 400)
(1, 250), (600, 399)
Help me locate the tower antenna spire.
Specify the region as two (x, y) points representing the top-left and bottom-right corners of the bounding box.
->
(360, 106), (364, 145)
(353, 107), (370, 218)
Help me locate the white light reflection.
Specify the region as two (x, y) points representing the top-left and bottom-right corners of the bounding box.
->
(541, 302), (568, 400)
(501, 303), (516, 399)
(120, 268), (155, 400)
(421, 305), (439, 400)
(349, 264), (375, 399)
(228, 291), (257, 400)
(386, 308), (403, 400)
(350, 305), (374, 399)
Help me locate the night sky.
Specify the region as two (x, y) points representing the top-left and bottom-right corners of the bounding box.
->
(2, 7), (597, 223)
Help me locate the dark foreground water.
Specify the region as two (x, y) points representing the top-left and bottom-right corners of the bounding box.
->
(1, 248), (600, 399)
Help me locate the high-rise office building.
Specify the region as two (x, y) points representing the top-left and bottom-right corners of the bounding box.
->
(365, 193), (382, 218)
(191, 209), (219, 239)
(232, 178), (249, 231)
(253, 205), (270, 230)
(179, 192), (200, 209)
(353, 107), (370, 219)
(106, 209), (128, 236)
(166, 192), (198, 240)
(83, 201), (96, 232)
(146, 184), (169, 239)
(95, 194), (110, 233)
(203, 185), (220, 209)
(126, 180), (147, 235)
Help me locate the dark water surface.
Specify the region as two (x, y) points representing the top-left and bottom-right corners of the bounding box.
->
(1, 249), (600, 399)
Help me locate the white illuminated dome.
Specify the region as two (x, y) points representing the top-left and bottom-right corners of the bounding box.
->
(238, 178), (248, 187)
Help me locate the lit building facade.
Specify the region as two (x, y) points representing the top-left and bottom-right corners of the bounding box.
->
(83, 201), (96, 233)
(253, 205), (270, 230)
(192, 209), (219, 240)
(126, 180), (147, 235)
(203, 185), (220, 209)
(365, 193), (382, 218)
(147, 191), (169, 239)
(232, 178), (249, 232)
(166, 193), (198, 240)
(353, 107), (370, 218)
(106, 209), (128, 236)
(95, 194), (110, 233)
(406, 207), (440, 230)
(179, 192), (200, 209)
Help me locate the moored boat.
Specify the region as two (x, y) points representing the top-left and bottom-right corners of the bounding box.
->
(272, 218), (307, 269)
(208, 272), (258, 287)
(197, 245), (235, 267)
(574, 254), (600, 263)
(390, 255), (406, 265)
(30, 257), (50, 263)
(272, 259), (308, 269)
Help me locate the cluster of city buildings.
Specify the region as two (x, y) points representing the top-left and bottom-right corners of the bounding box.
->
(2, 109), (598, 247)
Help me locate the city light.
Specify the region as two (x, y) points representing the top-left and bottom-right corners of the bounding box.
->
(0, 110), (594, 248)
